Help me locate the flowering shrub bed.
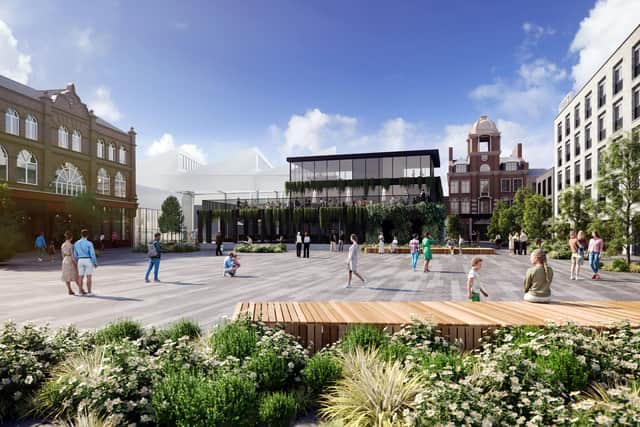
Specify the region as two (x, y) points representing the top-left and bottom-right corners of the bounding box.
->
(2, 319), (639, 426)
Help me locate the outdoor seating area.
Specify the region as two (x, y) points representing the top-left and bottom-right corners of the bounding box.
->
(233, 300), (640, 351)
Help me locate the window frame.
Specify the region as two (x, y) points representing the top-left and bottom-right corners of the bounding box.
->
(16, 150), (37, 185)
(5, 108), (19, 136)
(613, 61), (623, 95)
(97, 168), (110, 195)
(108, 144), (116, 162)
(500, 178), (511, 193)
(53, 162), (86, 196)
(71, 130), (82, 152)
(58, 126), (69, 149)
(449, 180), (459, 194)
(613, 99), (623, 132)
(25, 115), (38, 141)
(460, 180), (470, 194)
(114, 172), (126, 198)
(0, 145), (7, 181)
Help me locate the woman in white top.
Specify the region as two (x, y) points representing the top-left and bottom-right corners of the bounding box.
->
(346, 234), (366, 288)
(458, 235), (464, 255)
(378, 232), (385, 255)
(295, 232), (302, 258)
(508, 233), (514, 254)
(390, 236), (398, 253)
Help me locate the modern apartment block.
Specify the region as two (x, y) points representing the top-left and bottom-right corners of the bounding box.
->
(447, 115), (536, 240)
(553, 25), (640, 217)
(535, 167), (555, 213)
(0, 74), (137, 244)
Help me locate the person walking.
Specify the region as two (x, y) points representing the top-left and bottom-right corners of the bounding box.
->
(111, 230), (118, 248)
(303, 232), (311, 258)
(524, 249), (553, 303)
(409, 234), (420, 271)
(421, 232), (434, 273)
(467, 257), (488, 301)
(378, 231), (385, 255)
(47, 240), (57, 263)
(588, 231), (604, 280)
(447, 236), (456, 255)
(577, 230), (587, 278)
(519, 230), (529, 255)
(330, 231), (337, 253)
(494, 233), (502, 250)
(513, 232), (520, 255)
(34, 232), (46, 262)
(99, 233), (105, 251)
(346, 234), (366, 288)
(338, 230), (345, 252)
(568, 230), (580, 280)
(215, 232), (223, 256)
(458, 234), (464, 255)
(296, 232), (302, 257)
(145, 233), (162, 283)
(61, 231), (83, 295)
(508, 232), (514, 255)
(73, 229), (98, 296)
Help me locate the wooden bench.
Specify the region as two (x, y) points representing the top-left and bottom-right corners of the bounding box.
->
(363, 247), (496, 255)
(232, 301), (640, 352)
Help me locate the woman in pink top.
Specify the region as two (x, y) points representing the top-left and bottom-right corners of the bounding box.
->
(409, 234), (420, 271)
(588, 231), (604, 280)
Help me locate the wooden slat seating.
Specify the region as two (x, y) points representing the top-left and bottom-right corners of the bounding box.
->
(363, 247), (496, 255)
(232, 301), (640, 352)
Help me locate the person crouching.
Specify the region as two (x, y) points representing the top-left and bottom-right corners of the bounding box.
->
(223, 251), (238, 277)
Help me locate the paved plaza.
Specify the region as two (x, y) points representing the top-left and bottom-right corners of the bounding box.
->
(1, 247), (639, 330)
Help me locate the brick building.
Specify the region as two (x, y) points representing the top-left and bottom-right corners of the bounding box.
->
(447, 115), (532, 240)
(0, 74), (137, 245)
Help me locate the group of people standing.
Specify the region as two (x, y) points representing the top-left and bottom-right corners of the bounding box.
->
(409, 232), (435, 272)
(508, 231), (529, 255)
(568, 230), (604, 280)
(295, 232), (312, 258)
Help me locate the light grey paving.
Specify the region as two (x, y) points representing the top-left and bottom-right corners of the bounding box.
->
(0, 247), (638, 330)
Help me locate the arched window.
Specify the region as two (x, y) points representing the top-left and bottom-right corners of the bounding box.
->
(25, 115), (38, 140)
(479, 164), (491, 172)
(97, 139), (105, 158)
(5, 108), (19, 136)
(108, 143), (115, 161)
(97, 168), (110, 195)
(118, 146), (126, 165)
(16, 150), (37, 185)
(0, 145), (7, 181)
(114, 172), (126, 198)
(53, 162), (86, 196)
(71, 130), (82, 152)
(58, 126), (69, 149)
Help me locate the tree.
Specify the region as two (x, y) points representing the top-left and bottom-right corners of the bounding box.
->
(65, 192), (105, 237)
(0, 183), (21, 261)
(159, 196), (184, 235)
(558, 185), (594, 233)
(446, 215), (462, 239)
(597, 132), (640, 265)
(522, 193), (551, 240)
(488, 200), (518, 239)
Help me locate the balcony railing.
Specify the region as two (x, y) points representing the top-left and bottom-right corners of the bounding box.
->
(203, 194), (436, 210)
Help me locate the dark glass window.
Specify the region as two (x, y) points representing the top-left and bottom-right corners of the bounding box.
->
(613, 100), (623, 131)
(302, 161), (314, 181)
(585, 124), (592, 150)
(557, 171), (562, 191)
(613, 63), (623, 94)
(392, 157), (405, 178)
(565, 167), (571, 186)
(598, 79), (606, 108)
(547, 176), (552, 196)
(291, 162), (302, 181)
(557, 122), (562, 143)
(634, 43), (640, 78)
(420, 155), (431, 177)
(327, 160), (339, 180)
(585, 155), (592, 181)
(339, 159), (352, 180)
(574, 132), (580, 156)
(352, 158), (366, 179)
(365, 158), (379, 179)
(382, 157), (393, 178)
(557, 146), (562, 166)
(585, 93), (592, 118)
(406, 156), (420, 177)
(598, 113), (606, 141)
(314, 160), (327, 181)
(565, 115), (570, 136)
(633, 85), (640, 120)
(574, 160), (581, 184)
(574, 104), (580, 127)
(565, 141), (571, 162)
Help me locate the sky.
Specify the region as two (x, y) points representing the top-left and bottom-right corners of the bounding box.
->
(1, 0), (639, 193)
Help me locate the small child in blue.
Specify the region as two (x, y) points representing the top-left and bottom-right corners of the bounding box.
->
(223, 252), (238, 277)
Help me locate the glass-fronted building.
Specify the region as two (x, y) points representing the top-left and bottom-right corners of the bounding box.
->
(286, 149), (442, 205)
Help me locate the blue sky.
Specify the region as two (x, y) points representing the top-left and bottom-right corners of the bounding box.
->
(1, 0), (639, 184)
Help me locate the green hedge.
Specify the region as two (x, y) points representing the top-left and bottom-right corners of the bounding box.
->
(234, 243), (287, 253)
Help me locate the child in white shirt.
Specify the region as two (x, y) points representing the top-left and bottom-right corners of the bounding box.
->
(467, 257), (489, 302)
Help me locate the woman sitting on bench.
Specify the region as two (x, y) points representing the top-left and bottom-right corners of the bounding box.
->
(523, 249), (553, 303)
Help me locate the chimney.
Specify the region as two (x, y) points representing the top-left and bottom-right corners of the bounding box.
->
(448, 147), (453, 162)
(513, 143), (523, 160)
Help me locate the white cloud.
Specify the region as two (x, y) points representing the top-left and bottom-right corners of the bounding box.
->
(146, 133), (176, 156)
(279, 108), (357, 155)
(569, 0), (640, 89)
(378, 118), (415, 151)
(145, 133), (208, 164)
(0, 18), (31, 84)
(520, 22), (555, 60)
(89, 86), (123, 122)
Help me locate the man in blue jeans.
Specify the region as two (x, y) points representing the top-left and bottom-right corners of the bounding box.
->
(145, 233), (162, 283)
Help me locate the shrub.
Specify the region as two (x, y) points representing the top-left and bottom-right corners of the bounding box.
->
(235, 243), (286, 253)
(36, 342), (156, 425)
(302, 354), (343, 399)
(94, 319), (143, 345)
(609, 258), (629, 272)
(160, 319), (201, 342)
(319, 348), (424, 427)
(209, 319), (262, 360)
(152, 370), (257, 427)
(629, 262), (640, 273)
(0, 322), (90, 422)
(258, 391), (297, 427)
(340, 324), (390, 353)
(54, 411), (115, 427)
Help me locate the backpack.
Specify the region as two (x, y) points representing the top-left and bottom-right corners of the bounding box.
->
(147, 241), (158, 257)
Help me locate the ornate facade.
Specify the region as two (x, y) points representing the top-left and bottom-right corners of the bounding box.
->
(0, 75), (137, 245)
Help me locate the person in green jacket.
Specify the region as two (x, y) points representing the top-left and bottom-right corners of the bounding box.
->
(421, 232), (434, 273)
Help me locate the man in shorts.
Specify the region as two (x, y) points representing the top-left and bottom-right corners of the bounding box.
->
(73, 229), (98, 295)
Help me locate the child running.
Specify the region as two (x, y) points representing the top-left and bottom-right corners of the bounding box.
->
(409, 234), (420, 271)
(346, 234), (366, 288)
(467, 257), (488, 302)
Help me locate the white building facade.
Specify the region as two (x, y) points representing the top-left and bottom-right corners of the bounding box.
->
(553, 25), (640, 217)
